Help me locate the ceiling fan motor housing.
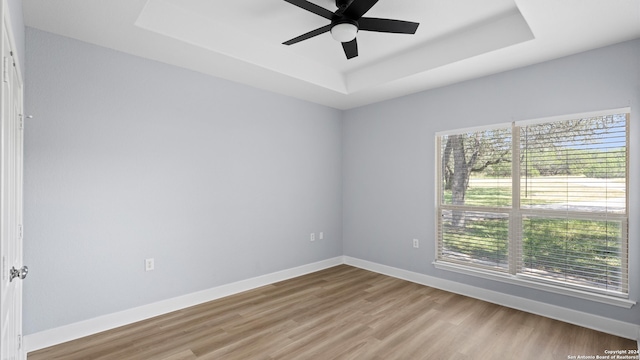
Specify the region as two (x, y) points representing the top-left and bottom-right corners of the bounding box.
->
(331, 17), (358, 29)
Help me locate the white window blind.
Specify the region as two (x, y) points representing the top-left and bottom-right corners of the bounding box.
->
(436, 111), (629, 298)
(438, 126), (512, 272)
(517, 115), (627, 294)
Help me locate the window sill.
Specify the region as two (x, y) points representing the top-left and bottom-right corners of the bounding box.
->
(433, 261), (636, 309)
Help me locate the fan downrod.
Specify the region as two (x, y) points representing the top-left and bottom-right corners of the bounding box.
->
(335, 0), (353, 10)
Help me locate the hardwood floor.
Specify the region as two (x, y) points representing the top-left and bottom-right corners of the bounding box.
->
(28, 265), (637, 360)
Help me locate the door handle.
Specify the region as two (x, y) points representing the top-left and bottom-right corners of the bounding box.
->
(9, 266), (28, 282)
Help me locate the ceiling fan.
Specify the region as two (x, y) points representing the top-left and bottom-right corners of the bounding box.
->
(282, 0), (420, 59)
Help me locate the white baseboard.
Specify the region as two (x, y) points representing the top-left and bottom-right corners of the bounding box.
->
(343, 256), (640, 342)
(25, 255), (639, 353)
(24, 256), (343, 353)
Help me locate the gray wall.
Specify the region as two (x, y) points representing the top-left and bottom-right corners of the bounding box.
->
(343, 39), (640, 325)
(23, 28), (343, 335)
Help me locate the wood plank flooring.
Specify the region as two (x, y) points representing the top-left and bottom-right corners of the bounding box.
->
(28, 265), (637, 360)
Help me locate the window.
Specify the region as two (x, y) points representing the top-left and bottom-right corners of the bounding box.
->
(435, 109), (630, 305)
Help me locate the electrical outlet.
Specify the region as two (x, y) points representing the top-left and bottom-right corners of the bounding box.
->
(413, 239), (419, 248)
(145, 258), (155, 271)
(310, 233), (315, 242)
(319, 232), (324, 240)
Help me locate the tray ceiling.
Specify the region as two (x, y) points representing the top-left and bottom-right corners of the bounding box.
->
(23, 0), (640, 109)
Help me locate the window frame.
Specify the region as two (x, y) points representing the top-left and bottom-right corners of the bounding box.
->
(434, 108), (634, 308)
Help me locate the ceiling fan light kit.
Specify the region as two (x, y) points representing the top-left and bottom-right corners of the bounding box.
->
(283, 0), (419, 59)
(330, 20), (359, 43)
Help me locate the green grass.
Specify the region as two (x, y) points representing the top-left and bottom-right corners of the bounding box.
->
(442, 216), (508, 266)
(441, 216), (623, 290)
(441, 176), (626, 291)
(443, 187), (514, 207)
(522, 218), (622, 285)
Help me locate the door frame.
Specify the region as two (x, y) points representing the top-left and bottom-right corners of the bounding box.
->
(0, 0), (24, 358)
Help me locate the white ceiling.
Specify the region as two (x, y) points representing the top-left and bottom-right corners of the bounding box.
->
(23, 0), (640, 109)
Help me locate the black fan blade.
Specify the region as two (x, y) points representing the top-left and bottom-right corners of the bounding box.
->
(342, 39), (358, 59)
(340, 0), (379, 20)
(283, 24), (332, 45)
(359, 17), (419, 34)
(284, 0), (334, 20)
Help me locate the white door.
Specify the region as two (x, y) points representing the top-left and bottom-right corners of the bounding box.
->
(0, 8), (25, 360)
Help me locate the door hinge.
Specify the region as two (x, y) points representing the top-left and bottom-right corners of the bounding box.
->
(18, 224), (23, 241)
(18, 114), (23, 130)
(17, 334), (22, 350)
(2, 56), (7, 83)
(1, 256), (5, 281)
